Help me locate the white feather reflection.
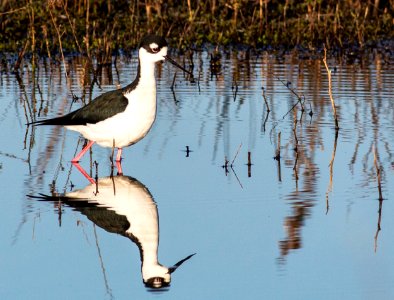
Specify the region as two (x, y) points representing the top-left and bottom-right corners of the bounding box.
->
(30, 174), (194, 290)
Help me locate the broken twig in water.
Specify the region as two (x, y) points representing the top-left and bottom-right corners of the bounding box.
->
(293, 117), (299, 153)
(262, 87), (270, 112)
(221, 143), (244, 188)
(274, 132), (282, 182)
(274, 132), (281, 161)
(278, 78), (305, 119)
(247, 151), (252, 177)
(183, 145), (192, 157)
(222, 156), (229, 175)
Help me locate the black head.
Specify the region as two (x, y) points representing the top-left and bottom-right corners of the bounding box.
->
(139, 35), (168, 54)
(138, 34), (193, 76)
(144, 276), (170, 289)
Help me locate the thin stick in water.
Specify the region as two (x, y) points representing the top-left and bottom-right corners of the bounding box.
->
(247, 151), (252, 177)
(262, 87), (270, 112)
(373, 146), (383, 201)
(231, 143), (243, 166)
(323, 47), (339, 131)
(274, 132), (281, 161)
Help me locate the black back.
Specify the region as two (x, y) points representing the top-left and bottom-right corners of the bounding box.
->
(28, 34), (168, 127)
(29, 86), (129, 126)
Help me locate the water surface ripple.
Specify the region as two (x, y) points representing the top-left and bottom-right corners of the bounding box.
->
(0, 51), (393, 299)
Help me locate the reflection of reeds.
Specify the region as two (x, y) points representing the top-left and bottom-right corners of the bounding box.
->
(93, 224), (114, 298)
(323, 48), (339, 131)
(292, 117), (299, 184)
(326, 130), (338, 214)
(232, 79), (239, 101)
(373, 146), (383, 201)
(274, 132), (282, 182)
(374, 146), (384, 252)
(10, 46), (392, 267)
(374, 198), (383, 253)
(261, 87), (270, 132)
(231, 143), (242, 166)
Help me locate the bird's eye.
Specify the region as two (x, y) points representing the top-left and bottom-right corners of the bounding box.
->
(149, 43), (160, 53)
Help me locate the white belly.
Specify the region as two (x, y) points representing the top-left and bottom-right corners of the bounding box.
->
(66, 88), (157, 148)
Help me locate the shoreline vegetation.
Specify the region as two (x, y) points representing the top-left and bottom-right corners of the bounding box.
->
(1, 0), (393, 65)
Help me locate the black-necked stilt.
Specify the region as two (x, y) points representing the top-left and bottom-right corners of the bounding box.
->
(29, 172), (195, 289)
(28, 35), (192, 163)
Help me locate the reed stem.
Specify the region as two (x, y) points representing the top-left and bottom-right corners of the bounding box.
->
(323, 47), (339, 131)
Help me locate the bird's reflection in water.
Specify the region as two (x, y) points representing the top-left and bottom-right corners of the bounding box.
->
(31, 165), (195, 290)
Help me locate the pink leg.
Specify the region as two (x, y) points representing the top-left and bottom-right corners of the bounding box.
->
(72, 162), (96, 184)
(116, 161), (123, 175)
(72, 140), (95, 162)
(116, 148), (123, 175)
(116, 148), (122, 162)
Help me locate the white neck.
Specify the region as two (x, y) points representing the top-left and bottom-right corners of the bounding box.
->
(138, 60), (157, 89)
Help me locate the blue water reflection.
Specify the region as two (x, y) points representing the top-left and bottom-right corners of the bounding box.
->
(0, 50), (393, 299)
(28, 166), (195, 291)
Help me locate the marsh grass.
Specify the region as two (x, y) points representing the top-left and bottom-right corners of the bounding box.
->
(1, 0), (392, 59)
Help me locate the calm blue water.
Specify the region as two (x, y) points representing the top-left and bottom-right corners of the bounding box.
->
(0, 50), (393, 299)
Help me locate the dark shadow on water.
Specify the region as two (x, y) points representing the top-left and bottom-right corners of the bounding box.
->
(28, 165), (195, 292)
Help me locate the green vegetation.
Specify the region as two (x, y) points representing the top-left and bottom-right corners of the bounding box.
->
(1, 0), (393, 58)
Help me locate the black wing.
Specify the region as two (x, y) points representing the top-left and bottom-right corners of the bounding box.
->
(27, 193), (130, 235)
(28, 89), (129, 126)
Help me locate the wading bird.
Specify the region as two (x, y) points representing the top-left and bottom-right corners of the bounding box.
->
(28, 35), (192, 165)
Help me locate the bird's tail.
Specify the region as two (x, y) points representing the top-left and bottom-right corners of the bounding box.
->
(27, 115), (70, 126)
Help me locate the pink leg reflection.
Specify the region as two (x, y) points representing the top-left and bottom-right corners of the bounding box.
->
(72, 162), (95, 184)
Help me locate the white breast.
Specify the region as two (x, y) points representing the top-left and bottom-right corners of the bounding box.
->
(66, 62), (158, 148)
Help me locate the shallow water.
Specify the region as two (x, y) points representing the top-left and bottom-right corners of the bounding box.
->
(0, 50), (393, 299)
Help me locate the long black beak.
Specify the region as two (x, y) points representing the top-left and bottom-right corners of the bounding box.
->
(165, 55), (193, 76)
(168, 253), (196, 274)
